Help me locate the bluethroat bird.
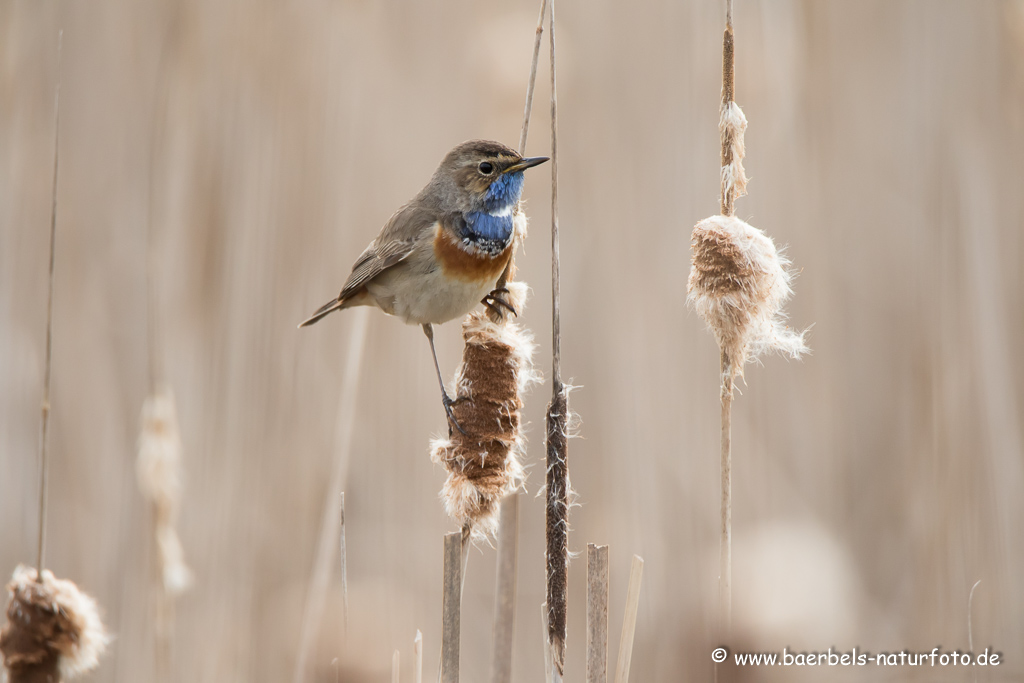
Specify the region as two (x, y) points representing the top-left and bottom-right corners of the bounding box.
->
(299, 140), (549, 431)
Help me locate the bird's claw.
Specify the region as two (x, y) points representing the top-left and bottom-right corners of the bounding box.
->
(442, 392), (468, 437)
(482, 287), (517, 319)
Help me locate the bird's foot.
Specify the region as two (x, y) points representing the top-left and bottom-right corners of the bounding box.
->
(442, 391), (468, 437)
(482, 287), (517, 320)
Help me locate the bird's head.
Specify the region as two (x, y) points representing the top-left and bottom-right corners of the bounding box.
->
(430, 140), (548, 214)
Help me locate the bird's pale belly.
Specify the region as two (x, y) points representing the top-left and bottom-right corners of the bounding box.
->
(368, 264), (497, 326)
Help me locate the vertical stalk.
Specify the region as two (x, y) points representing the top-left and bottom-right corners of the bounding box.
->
(36, 30), (63, 579)
(585, 544), (609, 683)
(544, 0), (570, 678)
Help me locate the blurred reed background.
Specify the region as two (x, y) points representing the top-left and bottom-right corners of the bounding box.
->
(3, 1), (1024, 681)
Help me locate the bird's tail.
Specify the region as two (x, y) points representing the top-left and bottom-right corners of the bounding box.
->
(298, 298), (345, 328)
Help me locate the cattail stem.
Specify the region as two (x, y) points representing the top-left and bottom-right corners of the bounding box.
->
(720, 351), (733, 635)
(490, 494), (519, 683)
(36, 30), (62, 580)
(586, 544), (609, 683)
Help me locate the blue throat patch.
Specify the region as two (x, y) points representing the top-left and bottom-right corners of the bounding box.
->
(483, 172), (525, 212)
(457, 171), (525, 252)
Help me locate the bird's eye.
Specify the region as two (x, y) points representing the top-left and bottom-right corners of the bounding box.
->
(478, 161), (494, 174)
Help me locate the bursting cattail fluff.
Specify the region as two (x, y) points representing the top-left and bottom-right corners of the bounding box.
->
(0, 566), (109, 681)
(137, 387), (193, 595)
(430, 282), (538, 540)
(688, 215), (808, 376)
(720, 102), (748, 210)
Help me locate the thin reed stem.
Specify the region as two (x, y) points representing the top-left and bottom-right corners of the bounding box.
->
(720, 351), (733, 634)
(293, 308), (370, 683)
(36, 30), (63, 579)
(339, 492), (349, 636)
(392, 650), (400, 683)
(518, 0), (550, 156)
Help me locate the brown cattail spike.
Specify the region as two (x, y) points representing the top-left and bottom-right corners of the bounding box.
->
(430, 283), (537, 540)
(1, 566), (109, 682)
(545, 382), (570, 675)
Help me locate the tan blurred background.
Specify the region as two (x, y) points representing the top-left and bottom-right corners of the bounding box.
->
(3, 0), (1024, 681)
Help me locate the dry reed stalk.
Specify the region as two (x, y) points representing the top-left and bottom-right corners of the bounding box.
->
(430, 289), (537, 541)
(686, 0), (808, 636)
(441, 532), (463, 683)
(489, 2), (550, 676)
(35, 30), (62, 579)
(612, 556), (643, 683)
(339, 493), (348, 636)
(544, 0), (574, 676)
(293, 307), (370, 683)
(0, 566), (109, 683)
(586, 544), (609, 683)
(489, 494), (519, 683)
(392, 649), (400, 683)
(414, 630), (423, 683)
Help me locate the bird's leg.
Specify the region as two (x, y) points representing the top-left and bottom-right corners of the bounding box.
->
(422, 323), (466, 436)
(482, 287), (518, 319)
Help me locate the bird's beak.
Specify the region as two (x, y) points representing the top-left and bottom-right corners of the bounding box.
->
(503, 156), (550, 173)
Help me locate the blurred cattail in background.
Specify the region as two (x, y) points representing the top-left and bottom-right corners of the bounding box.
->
(137, 387), (193, 597)
(0, 566), (109, 683)
(431, 282), (538, 541)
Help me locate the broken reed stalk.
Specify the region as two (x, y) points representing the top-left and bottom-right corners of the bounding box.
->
(489, 3), (549, 678)
(292, 308), (370, 683)
(687, 0), (808, 640)
(586, 544), (609, 683)
(489, 494), (519, 683)
(612, 556), (644, 683)
(441, 532), (463, 683)
(544, 0), (572, 678)
(415, 630), (423, 683)
(35, 30), (62, 579)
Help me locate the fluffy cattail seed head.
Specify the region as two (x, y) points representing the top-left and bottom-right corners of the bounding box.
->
(688, 215), (808, 377)
(137, 387), (192, 595)
(430, 283), (538, 540)
(0, 566), (109, 682)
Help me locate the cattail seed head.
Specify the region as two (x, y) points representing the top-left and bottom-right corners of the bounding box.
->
(430, 286), (538, 540)
(137, 387), (192, 595)
(688, 214), (808, 377)
(0, 566), (109, 682)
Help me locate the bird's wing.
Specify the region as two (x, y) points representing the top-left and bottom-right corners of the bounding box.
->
(338, 202), (438, 300)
